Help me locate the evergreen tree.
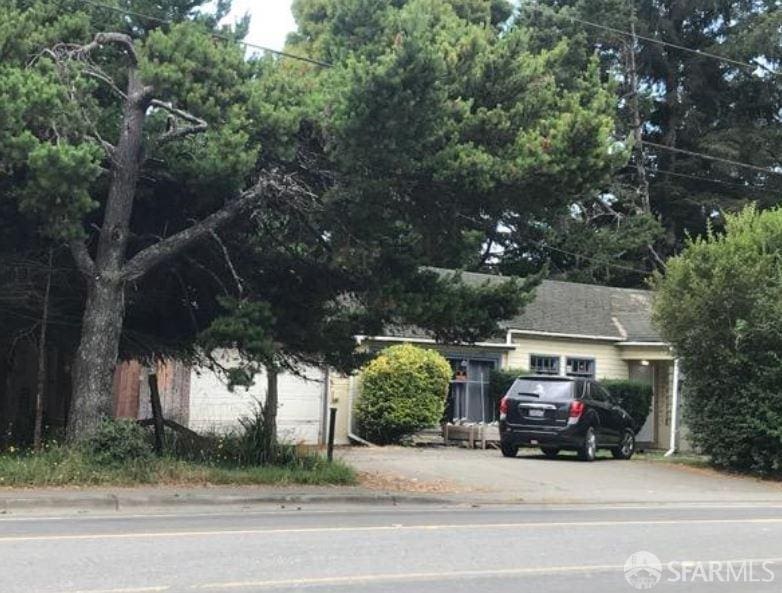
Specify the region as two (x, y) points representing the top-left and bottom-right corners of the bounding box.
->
(511, 0), (782, 285)
(1, 0), (619, 442)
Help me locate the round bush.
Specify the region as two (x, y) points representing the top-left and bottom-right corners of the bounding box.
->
(356, 344), (452, 445)
(84, 419), (154, 465)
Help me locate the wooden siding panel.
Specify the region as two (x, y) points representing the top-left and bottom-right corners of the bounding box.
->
(506, 335), (629, 380)
(113, 361), (141, 419)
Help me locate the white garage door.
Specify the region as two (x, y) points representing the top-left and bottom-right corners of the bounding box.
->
(276, 369), (325, 444)
(188, 351), (325, 444)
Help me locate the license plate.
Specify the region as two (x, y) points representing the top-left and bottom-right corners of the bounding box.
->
(528, 409), (545, 417)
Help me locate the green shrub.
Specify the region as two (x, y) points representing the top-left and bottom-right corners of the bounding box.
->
(84, 419), (154, 466)
(356, 344), (452, 444)
(601, 380), (652, 433)
(653, 206), (782, 474)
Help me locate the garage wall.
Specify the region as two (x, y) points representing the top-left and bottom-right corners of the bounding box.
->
(188, 351), (326, 445)
(506, 335), (629, 380)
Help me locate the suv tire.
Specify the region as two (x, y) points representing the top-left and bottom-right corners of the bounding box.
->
(501, 442), (519, 458)
(577, 427), (597, 462)
(612, 429), (635, 460)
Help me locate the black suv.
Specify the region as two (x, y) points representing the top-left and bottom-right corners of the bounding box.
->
(498, 375), (636, 461)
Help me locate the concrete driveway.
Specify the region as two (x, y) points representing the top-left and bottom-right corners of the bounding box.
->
(339, 446), (782, 504)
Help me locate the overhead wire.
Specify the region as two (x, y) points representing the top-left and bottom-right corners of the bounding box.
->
(79, 0), (333, 68)
(528, 241), (655, 276)
(72, 0), (782, 274)
(523, 2), (779, 78)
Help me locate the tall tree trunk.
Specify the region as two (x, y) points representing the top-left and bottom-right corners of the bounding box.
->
(33, 248), (53, 451)
(263, 366), (279, 460)
(63, 33), (271, 442)
(68, 280), (127, 442)
(67, 68), (147, 444)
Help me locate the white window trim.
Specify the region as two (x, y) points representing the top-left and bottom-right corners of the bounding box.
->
(529, 353), (561, 375)
(565, 356), (597, 378)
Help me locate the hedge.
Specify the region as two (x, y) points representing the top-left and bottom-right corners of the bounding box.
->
(356, 344), (452, 444)
(489, 368), (527, 409)
(652, 206), (782, 473)
(600, 379), (653, 434)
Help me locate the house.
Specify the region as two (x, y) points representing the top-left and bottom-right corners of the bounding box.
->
(2, 272), (682, 452)
(328, 271), (681, 450)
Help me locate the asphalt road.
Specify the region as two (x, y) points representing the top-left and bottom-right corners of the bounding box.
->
(3, 503), (782, 593)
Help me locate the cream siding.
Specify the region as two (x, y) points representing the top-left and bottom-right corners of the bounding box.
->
(506, 335), (629, 380)
(617, 344), (673, 361)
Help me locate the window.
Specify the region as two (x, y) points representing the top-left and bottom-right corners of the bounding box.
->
(566, 357), (595, 378)
(530, 355), (560, 375)
(508, 378), (574, 401)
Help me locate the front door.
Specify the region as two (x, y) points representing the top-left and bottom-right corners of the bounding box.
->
(654, 362), (673, 450)
(447, 358), (495, 423)
(628, 361), (655, 444)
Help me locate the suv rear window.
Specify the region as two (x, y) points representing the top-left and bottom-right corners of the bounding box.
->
(507, 379), (575, 401)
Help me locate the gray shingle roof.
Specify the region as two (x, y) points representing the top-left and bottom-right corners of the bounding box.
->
(427, 268), (663, 343)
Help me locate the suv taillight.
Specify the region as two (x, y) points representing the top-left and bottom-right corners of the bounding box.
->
(499, 395), (509, 419)
(568, 400), (585, 424)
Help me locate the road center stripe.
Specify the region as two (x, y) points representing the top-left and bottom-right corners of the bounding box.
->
(3, 517), (782, 543)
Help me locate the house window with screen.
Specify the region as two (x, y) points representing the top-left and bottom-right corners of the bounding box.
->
(530, 355), (559, 375)
(566, 357), (595, 378)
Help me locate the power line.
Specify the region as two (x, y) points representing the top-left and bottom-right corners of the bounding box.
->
(524, 2), (779, 77)
(79, 0), (333, 68)
(641, 140), (782, 177)
(532, 241), (654, 276)
(653, 167), (780, 194)
(75, 2), (782, 183)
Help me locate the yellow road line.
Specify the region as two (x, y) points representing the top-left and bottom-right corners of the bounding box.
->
(71, 588), (169, 593)
(38, 557), (782, 593)
(192, 564), (626, 590)
(3, 517), (782, 543)
(193, 557), (782, 590)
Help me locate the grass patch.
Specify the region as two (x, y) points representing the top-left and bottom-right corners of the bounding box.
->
(633, 450), (712, 468)
(0, 446), (357, 488)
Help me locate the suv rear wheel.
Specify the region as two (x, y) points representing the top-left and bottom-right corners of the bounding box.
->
(577, 427), (597, 462)
(500, 442), (519, 458)
(612, 429), (635, 460)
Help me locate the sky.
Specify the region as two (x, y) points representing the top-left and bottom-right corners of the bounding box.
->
(223, 1), (296, 52)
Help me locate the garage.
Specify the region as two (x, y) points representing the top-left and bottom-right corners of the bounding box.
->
(187, 352), (326, 445)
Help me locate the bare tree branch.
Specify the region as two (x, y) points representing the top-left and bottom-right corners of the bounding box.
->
(70, 238), (95, 275)
(150, 99), (208, 144)
(121, 170), (307, 282)
(209, 229), (244, 296)
(77, 32), (138, 65)
(83, 65), (127, 100)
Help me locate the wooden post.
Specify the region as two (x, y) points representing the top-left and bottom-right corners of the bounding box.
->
(147, 371), (165, 455)
(33, 249), (53, 451)
(327, 407), (337, 462)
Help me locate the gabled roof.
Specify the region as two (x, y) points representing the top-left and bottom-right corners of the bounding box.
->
(429, 268), (663, 343)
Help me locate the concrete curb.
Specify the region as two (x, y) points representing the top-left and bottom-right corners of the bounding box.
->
(0, 491), (452, 513)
